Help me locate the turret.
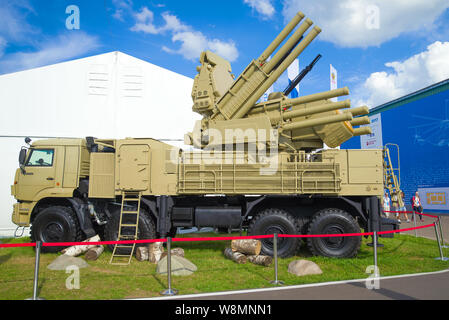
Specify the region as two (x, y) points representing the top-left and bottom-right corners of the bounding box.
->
(185, 11), (372, 152)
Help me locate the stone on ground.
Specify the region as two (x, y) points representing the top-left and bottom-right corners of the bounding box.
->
(47, 254), (89, 270)
(156, 255), (197, 276)
(287, 259), (322, 276)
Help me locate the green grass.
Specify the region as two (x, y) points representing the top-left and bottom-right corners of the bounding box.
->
(0, 233), (448, 300)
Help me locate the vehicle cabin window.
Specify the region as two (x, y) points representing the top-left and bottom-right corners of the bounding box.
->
(26, 149), (54, 167)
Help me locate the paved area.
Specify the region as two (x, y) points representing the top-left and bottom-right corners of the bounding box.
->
(395, 213), (449, 243)
(149, 269), (449, 300)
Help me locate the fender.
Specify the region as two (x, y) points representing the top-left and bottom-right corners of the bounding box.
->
(67, 198), (96, 238)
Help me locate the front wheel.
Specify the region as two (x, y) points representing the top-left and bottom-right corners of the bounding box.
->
(307, 208), (361, 258)
(30, 206), (83, 253)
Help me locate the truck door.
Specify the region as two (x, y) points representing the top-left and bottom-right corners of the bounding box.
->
(16, 148), (56, 201)
(117, 144), (150, 192)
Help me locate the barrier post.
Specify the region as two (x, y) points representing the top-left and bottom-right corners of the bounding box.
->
(413, 211), (417, 237)
(373, 231), (378, 269)
(437, 218), (449, 249)
(434, 223), (449, 261)
(28, 241), (44, 300)
(270, 233), (284, 286)
(160, 237), (178, 296)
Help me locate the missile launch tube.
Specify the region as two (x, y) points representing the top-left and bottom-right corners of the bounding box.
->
(353, 127), (372, 136)
(249, 87), (350, 115)
(346, 106), (369, 117)
(282, 112), (353, 131)
(262, 18), (313, 74)
(281, 100), (351, 120)
(350, 116), (371, 126)
(233, 25), (322, 120)
(258, 12), (305, 64)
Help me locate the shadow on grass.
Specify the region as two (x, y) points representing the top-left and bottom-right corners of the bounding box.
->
(0, 253), (12, 264)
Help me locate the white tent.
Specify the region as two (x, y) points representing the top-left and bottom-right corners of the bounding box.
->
(0, 51), (199, 237)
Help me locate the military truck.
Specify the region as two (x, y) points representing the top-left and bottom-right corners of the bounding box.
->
(10, 11), (400, 260)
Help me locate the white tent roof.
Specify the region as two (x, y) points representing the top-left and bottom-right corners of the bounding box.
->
(0, 51), (199, 236)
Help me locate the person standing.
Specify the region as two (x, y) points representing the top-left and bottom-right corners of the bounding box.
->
(383, 191), (391, 218)
(411, 191), (424, 222)
(397, 191), (410, 223)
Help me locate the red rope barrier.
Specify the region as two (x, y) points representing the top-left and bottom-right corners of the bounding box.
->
(0, 215), (441, 249)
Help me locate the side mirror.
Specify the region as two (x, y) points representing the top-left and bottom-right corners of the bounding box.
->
(25, 137), (32, 145)
(19, 149), (27, 166)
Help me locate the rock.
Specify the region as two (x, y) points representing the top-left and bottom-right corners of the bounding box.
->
(287, 260), (322, 276)
(47, 254), (89, 270)
(160, 247), (185, 260)
(156, 255), (197, 276)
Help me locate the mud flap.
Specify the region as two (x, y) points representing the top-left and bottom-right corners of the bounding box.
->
(379, 217), (400, 238)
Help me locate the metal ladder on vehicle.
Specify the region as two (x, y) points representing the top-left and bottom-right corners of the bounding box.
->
(383, 144), (404, 208)
(109, 191), (141, 265)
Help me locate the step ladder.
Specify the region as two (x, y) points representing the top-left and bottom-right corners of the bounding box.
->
(109, 191), (141, 265)
(383, 144), (404, 208)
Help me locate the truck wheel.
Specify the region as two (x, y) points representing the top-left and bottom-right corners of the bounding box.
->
(30, 206), (83, 253)
(103, 207), (156, 252)
(248, 208), (301, 258)
(306, 208), (361, 258)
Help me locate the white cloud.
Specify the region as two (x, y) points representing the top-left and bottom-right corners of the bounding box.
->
(0, 32), (100, 74)
(244, 0), (275, 19)
(353, 41), (449, 107)
(163, 32), (239, 62)
(130, 7), (239, 62)
(0, 1), (37, 43)
(282, 0), (449, 47)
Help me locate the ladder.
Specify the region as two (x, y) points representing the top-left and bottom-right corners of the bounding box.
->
(383, 144), (404, 208)
(109, 191), (141, 265)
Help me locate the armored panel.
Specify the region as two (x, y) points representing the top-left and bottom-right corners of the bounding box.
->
(347, 150), (383, 184)
(88, 152), (115, 198)
(117, 144), (150, 191)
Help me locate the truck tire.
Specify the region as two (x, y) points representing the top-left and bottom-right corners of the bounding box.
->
(307, 208), (361, 258)
(248, 208), (301, 258)
(30, 206), (83, 253)
(103, 207), (156, 252)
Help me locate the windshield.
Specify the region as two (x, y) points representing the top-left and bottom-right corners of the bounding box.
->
(25, 149), (54, 167)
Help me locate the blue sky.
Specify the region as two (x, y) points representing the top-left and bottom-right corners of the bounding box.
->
(1, 0), (449, 108)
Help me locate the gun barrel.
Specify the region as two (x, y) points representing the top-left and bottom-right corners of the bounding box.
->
(346, 106), (369, 117)
(283, 53), (322, 96)
(233, 25), (322, 120)
(282, 111), (353, 131)
(257, 12), (305, 64)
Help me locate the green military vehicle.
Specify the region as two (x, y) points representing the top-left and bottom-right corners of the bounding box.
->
(10, 11), (401, 261)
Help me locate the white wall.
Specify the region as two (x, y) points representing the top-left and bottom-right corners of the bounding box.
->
(0, 51), (200, 237)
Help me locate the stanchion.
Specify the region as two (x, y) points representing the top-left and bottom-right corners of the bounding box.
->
(27, 241), (44, 300)
(412, 211), (417, 237)
(433, 223), (449, 261)
(160, 237), (178, 296)
(270, 233), (284, 286)
(437, 218), (449, 249)
(373, 231), (378, 269)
